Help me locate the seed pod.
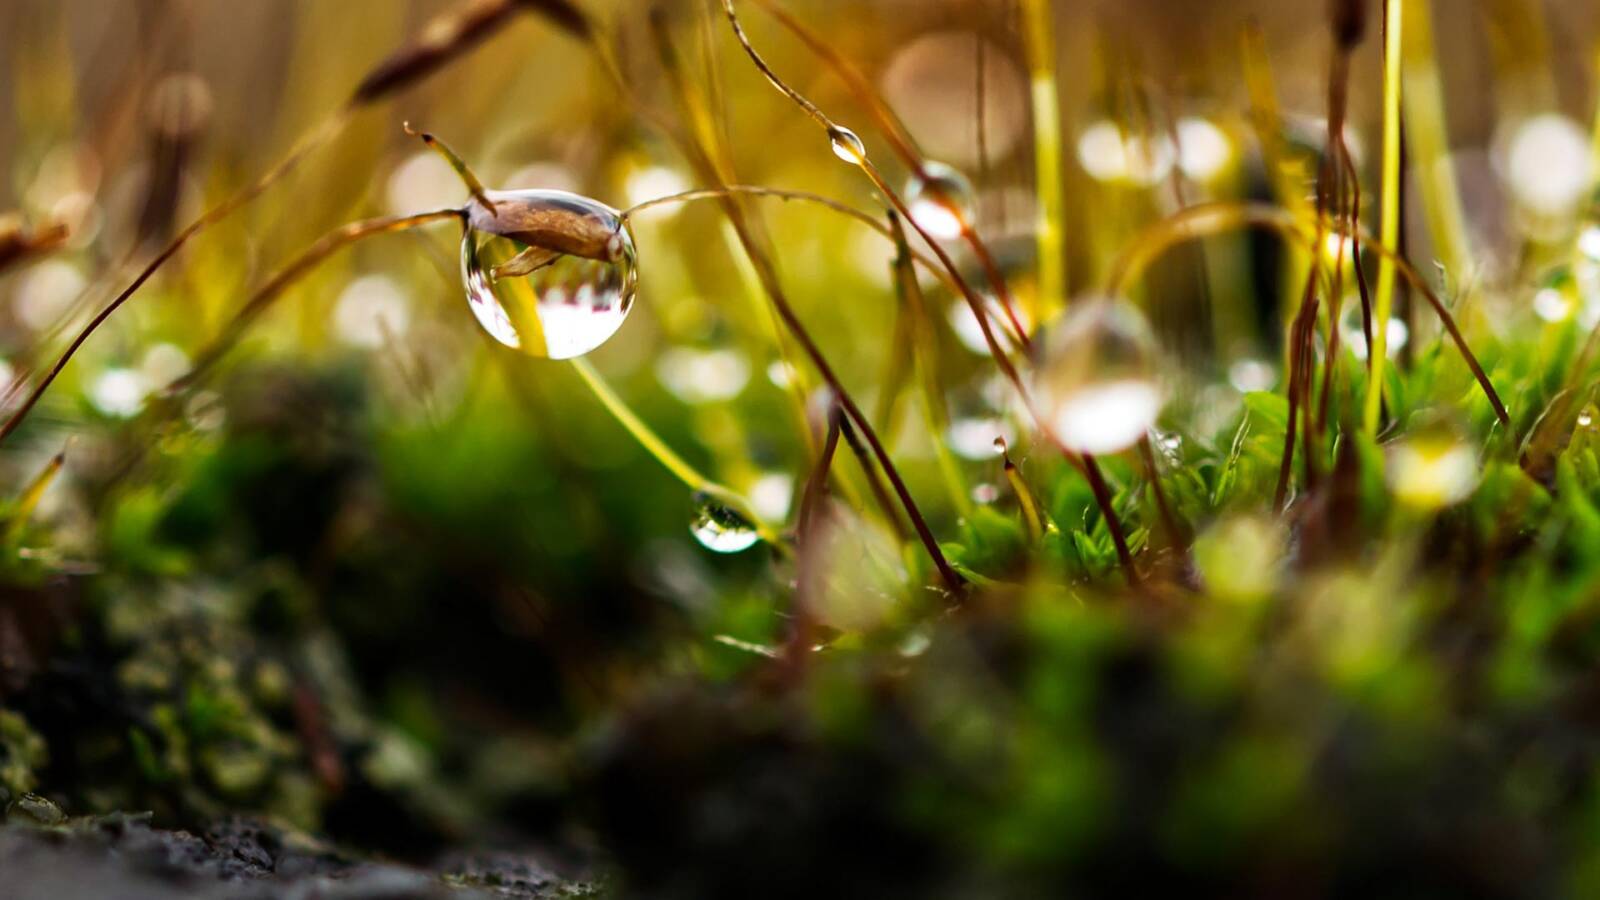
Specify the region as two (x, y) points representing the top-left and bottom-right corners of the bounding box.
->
(350, 0), (590, 106)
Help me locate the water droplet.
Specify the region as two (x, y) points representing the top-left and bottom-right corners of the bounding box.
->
(1579, 406), (1596, 429)
(689, 492), (761, 553)
(992, 436), (1008, 455)
(460, 190), (637, 360)
(947, 416), (1014, 460)
(1385, 420), (1477, 510)
(970, 482), (1000, 504)
(1338, 303), (1409, 361)
(827, 125), (867, 164)
(1032, 298), (1162, 455)
(905, 161), (974, 239)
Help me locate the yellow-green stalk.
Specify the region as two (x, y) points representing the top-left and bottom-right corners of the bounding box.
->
(569, 357), (784, 551)
(1019, 0), (1067, 316)
(1365, 0), (1404, 434)
(1401, 0), (1470, 276)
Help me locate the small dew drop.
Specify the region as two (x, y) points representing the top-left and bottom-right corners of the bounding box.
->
(827, 125), (867, 164)
(971, 482), (1000, 504)
(689, 493), (761, 553)
(1579, 407), (1596, 429)
(947, 416), (1014, 460)
(1032, 298), (1162, 455)
(904, 161), (974, 240)
(459, 190), (637, 360)
(1385, 421), (1478, 510)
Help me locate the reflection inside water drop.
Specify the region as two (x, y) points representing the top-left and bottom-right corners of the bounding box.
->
(827, 125), (867, 163)
(905, 161), (974, 239)
(1032, 298), (1162, 455)
(689, 493), (761, 553)
(459, 190), (637, 360)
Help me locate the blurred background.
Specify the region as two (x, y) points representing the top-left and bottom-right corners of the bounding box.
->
(2, 0), (1600, 891)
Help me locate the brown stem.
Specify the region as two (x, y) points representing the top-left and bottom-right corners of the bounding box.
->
(1137, 436), (1184, 547)
(1104, 201), (1511, 429)
(168, 210), (465, 393)
(652, 11), (965, 594)
(1082, 452), (1136, 580)
(742, 0), (1031, 350)
(790, 405), (843, 677)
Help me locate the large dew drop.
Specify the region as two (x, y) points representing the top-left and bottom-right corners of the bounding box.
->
(904, 161), (974, 239)
(689, 492), (761, 553)
(1032, 297), (1162, 455)
(460, 189), (637, 360)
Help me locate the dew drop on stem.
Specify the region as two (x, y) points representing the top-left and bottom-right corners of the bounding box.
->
(459, 189), (637, 360)
(904, 161), (974, 240)
(689, 492), (761, 553)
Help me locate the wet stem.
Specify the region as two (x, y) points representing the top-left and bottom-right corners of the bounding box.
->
(567, 356), (786, 553)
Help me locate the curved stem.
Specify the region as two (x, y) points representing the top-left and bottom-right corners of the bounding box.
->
(569, 357), (784, 550)
(168, 209), (465, 393)
(622, 185), (952, 290)
(653, 11), (963, 594)
(0, 111), (352, 448)
(739, 0), (1030, 349)
(1104, 201), (1510, 428)
(1366, 0), (1404, 433)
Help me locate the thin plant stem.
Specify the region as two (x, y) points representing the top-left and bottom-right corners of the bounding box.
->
(1366, 0), (1404, 433)
(0, 111), (351, 448)
(890, 213), (971, 517)
(655, 12), (964, 593)
(1018, 0), (1066, 320)
(790, 405), (843, 675)
(1104, 201), (1511, 429)
(1137, 437), (1183, 547)
(1400, 0), (1471, 275)
(740, 0), (1030, 349)
(169, 210), (465, 392)
(715, 0), (1136, 579)
(569, 357), (785, 551)
(0, 0), (590, 448)
(997, 438), (1044, 542)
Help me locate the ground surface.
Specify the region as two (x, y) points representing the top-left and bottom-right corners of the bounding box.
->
(0, 809), (599, 900)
